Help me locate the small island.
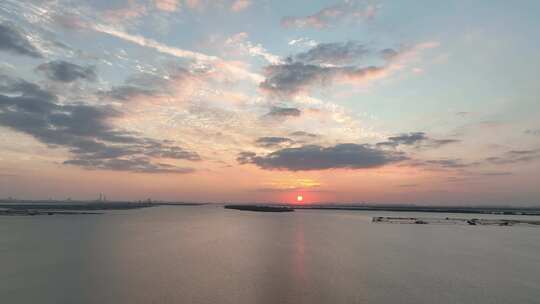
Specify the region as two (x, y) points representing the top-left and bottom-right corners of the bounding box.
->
(224, 205), (294, 212)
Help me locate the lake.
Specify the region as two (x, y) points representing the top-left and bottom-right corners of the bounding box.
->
(1, 205), (540, 303)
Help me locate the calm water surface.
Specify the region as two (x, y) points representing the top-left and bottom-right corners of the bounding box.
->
(1, 205), (540, 303)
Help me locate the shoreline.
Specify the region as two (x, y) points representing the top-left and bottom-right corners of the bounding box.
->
(2, 201), (540, 216)
(0, 201), (207, 216)
(292, 205), (540, 216)
(372, 216), (540, 227)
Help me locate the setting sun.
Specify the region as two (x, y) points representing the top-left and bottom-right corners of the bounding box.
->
(297, 195), (303, 202)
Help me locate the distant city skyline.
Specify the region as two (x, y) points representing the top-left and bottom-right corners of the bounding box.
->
(1, 0), (539, 205)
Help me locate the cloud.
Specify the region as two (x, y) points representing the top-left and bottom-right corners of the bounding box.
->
(397, 184), (418, 188)
(289, 38), (318, 48)
(93, 24), (217, 62)
(256, 178), (322, 192)
(289, 131), (319, 138)
(102, 0), (148, 23)
(445, 176), (469, 183)
(259, 40), (425, 98)
(294, 41), (369, 65)
(264, 106), (301, 118)
(486, 149), (540, 165)
(427, 139), (461, 147)
(479, 171), (513, 176)
(91, 24), (263, 82)
(406, 158), (474, 170)
(438, 171), (514, 183)
(231, 0), (251, 12)
(281, 0), (378, 29)
(153, 0), (233, 11)
(0, 75), (199, 173)
(36, 61), (96, 83)
(525, 129), (540, 136)
(423, 159), (470, 169)
(99, 66), (199, 101)
(383, 132), (428, 146)
(254, 186), (331, 193)
(99, 85), (157, 101)
(0, 23), (42, 58)
(64, 157), (195, 174)
(260, 60), (389, 98)
(185, 0), (201, 8)
(260, 62), (335, 97)
(52, 13), (90, 30)
(255, 137), (294, 148)
(224, 32), (281, 64)
(154, 0), (180, 12)
(237, 143), (406, 171)
(377, 132), (460, 149)
(149, 0), (249, 12)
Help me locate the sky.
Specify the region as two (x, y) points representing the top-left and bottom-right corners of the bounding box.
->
(1, 0), (539, 205)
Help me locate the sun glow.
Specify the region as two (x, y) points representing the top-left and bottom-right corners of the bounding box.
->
(297, 195), (303, 202)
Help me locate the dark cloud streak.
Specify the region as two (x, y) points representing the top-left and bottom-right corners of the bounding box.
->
(0, 75), (198, 173)
(486, 149), (540, 165)
(260, 60), (387, 98)
(238, 143), (406, 171)
(99, 85), (156, 101)
(290, 131), (319, 138)
(377, 132), (460, 149)
(255, 137), (294, 148)
(294, 41), (368, 65)
(525, 129), (540, 136)
(37, 61), (96, 83)
(259, 40), (394, 98)
(264, 106), (301, 118)
(0, 23), (42, 58)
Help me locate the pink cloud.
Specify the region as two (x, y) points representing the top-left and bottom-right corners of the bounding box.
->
(231, 0), (251, 12)
(154, 0), (180, 12)
(103, 0), (147, 23)
(185, 0), (202, 9)
(281, 1), (379, 29)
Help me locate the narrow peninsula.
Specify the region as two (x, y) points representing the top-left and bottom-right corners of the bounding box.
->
(225, 205), (294, 212)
